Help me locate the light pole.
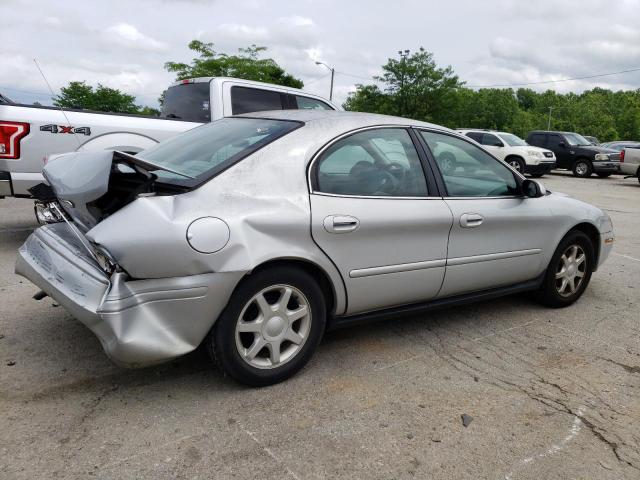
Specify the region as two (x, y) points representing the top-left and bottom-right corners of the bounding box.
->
(398, 49), (410, 116)
(315, 61), (335, 101)
(547, 106), (554, 131)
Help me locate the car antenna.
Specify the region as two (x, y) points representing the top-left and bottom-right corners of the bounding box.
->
(33, 58), (82, 148)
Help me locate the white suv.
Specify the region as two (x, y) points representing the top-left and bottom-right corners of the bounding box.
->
(457, 129), (556, 177)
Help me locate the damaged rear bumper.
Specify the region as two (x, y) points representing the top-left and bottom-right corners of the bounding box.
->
(15, 223), (243, 367)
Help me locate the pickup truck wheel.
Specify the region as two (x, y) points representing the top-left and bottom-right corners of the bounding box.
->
(208, 266), (326, 387)
(572, 159), (593, 178)
(597, 172), (612, 178)
(507, 157), (525, 173)
(535, 230), (594, 308)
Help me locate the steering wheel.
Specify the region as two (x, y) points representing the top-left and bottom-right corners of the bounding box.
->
(383, 161), (408, 181)
(373, 169), (400, 194)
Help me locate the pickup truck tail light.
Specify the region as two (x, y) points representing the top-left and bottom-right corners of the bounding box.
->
(0, 121), (30, 159)
(620, 149), (625, 163)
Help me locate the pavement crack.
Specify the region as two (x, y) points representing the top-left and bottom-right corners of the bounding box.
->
(598, 356), (640, 375)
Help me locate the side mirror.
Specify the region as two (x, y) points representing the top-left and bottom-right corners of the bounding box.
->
(522, 179), (547, 198)
(558, 142), (566, 148)
(494, 143), (504, 147)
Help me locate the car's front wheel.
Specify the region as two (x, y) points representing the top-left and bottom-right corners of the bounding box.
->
(535, 230), (594, 308)
(507, 157), (525, 173)
(572, 159), (593, 177)
(208, 266), (326, 386)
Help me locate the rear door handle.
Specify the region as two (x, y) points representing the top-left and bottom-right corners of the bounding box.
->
(460, 213), (484, 228)
(323, 215), (360, 234)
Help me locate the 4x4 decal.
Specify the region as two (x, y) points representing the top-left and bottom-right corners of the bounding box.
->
(40, 124), (91, 136)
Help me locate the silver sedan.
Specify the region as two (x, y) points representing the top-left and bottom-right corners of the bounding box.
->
(16, 111), (615, 386)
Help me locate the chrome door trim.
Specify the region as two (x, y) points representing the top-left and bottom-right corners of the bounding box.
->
(447, 248), (542, 266)
(350, 258), (446, 278)
(311, 192), (443, 200)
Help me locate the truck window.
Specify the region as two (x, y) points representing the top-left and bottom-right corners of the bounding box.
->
(161, 82), (211, 123)
(547, 134), (565, 149)
(528, 134), (547, 147)
(231, 87), (284, 115)
(294, 95), (333, 110)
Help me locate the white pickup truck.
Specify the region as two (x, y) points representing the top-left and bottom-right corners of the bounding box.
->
(620, 149), (640, 184)
(0, 77), (338, 198)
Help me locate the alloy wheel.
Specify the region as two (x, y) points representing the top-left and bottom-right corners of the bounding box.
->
(575, 162), (588, 176)
(555, 244), (587, 297)
(509, 160), (522, 172)
(235, 284), (311, 369)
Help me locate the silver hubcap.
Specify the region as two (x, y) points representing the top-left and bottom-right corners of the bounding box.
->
(235, 284), (311, 369)
(510, 160), (521, 171)
(555, 244), (587, 297)
(576, 163), (588, 175)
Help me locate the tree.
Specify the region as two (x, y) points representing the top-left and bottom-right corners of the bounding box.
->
(164, 41), (304, 88)
(345, 47), (464, 124)
(54, 81), (140, 114)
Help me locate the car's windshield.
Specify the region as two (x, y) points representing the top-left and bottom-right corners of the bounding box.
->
(499, 133), (528, 147)
(564, 133), (591, 146)
(138, 117), (300, 182)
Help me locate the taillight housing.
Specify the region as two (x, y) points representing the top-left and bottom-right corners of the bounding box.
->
(0, 121), (30, 159)
(620, 149), (625, 163)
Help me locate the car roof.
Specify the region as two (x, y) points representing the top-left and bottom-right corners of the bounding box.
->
(238, 109), (451, 131)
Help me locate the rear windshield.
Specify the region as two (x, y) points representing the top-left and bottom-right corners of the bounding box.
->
(161, 82), (211, 122)
(138, 117), (301, 184)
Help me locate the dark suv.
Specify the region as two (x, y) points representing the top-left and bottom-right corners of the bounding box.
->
(526, 131), (620, 178)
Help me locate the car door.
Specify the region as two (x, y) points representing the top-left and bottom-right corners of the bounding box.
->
(546, 133), (572, 169)
(309, 127), (453, 314)
(418, 130), (552, 297)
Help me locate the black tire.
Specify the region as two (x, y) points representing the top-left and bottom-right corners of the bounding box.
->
(597, 172), (612, 178)
(530, 173), (545, 178)
(572, 159), (593, 178)
(535, 230), (594, 308)
(506, 157), (525, 174)
(207, 266), (326, 387)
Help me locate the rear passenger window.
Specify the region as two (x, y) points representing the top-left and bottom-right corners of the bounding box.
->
(466, 132), (483, 142)
(315, 129), (429, 197)
(231, 87), (284, 115)
(528, 134), (547, 147)
(295, 96), (333, 110)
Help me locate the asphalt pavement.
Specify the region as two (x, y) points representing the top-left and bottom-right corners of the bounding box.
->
(1, 172), (639, 479)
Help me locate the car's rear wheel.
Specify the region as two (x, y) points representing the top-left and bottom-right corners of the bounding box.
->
(597, 172), (612, 178)
(507, 157), (525, 173)
(535, 230), (594, 308)
(572, 159), (593, 177)
(208, 266), (326, 386)
(530, 173), (545, 178)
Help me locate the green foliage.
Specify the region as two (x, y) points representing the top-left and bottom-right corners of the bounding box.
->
(344, 49), (640, 141)
(54, 81), (140, 114)
(164, 41), (304, 88)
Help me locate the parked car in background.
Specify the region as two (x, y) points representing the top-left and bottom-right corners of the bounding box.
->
(16, 110), (614, 386)
(0, 77), (338, 198)
(457, 129), (556, 177)
(600, 140), (640, 151)
(584, 135), (600, 145)
(526, 131), (620, 178)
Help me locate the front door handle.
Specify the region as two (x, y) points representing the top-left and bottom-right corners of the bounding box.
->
(460, 213), (484, 228)
(323, 215), (360, 234)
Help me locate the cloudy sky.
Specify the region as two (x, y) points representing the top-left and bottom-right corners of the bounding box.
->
(2, 0), (640, 108)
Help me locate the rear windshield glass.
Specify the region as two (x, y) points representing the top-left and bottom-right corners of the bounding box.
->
(161, 82), (211, 122)
(138, 117), (301, 183)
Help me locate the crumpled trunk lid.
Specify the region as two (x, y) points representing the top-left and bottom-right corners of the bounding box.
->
(42, 151), (115, 231)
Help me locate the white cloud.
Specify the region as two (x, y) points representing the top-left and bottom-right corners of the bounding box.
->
(103, 23), (168, 52)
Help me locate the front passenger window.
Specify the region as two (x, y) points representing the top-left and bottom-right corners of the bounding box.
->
(420, 131), (518, 197)
(316, 129), (429, 197)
